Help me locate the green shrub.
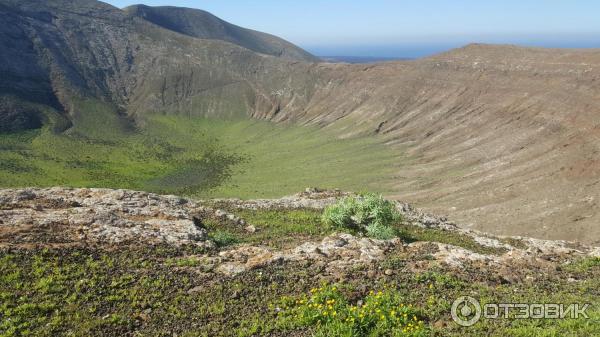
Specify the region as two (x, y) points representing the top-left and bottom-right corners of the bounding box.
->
(322, 194), (401, 239)
(209, 230), (239, 247)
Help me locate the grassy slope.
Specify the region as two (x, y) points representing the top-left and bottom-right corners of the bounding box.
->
(0, 105), (401, 198)
(160, 117), (401, 198)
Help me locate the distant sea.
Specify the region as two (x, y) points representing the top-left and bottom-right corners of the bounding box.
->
(319, 56), (412, 64)
(308, 38), (600, 64)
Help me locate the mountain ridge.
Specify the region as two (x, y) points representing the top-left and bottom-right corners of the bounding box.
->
(123, 4), (319, 62)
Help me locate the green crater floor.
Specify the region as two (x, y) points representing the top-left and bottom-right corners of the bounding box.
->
(0, 111), (401, 199)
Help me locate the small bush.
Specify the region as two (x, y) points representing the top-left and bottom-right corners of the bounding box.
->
(277, 284), (428, 337)
(322, 194), (401, 239)
(209, 230), (239, 247)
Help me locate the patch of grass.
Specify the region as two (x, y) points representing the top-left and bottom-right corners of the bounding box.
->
(322, 194), (402, 240)
(0, 112), (401, 199)
(564, 256), (600, 273)
(204, 208), (329, 248)
(396, 225), (507, 255)
(158, 116), (402, 199)
(413, 271), (464, 290)
(209, 230), (240, 248)
(165, 256), (202, 267)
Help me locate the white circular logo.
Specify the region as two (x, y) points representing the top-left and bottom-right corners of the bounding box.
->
(451, 296), (482, 326)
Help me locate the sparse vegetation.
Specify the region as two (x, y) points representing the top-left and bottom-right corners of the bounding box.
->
(396, 225), (508, 255)
(277, 284), (428, 337)
(165, 256), (202, 267)
(2, 246), (597, 336)
(322, 194), (402, 240)
(209, 230), (240, 247)
(204, 208), (330, 248)
(565, 256), (600, 273)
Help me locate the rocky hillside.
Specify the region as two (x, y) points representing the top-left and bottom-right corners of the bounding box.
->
(123, 5), (319, 62)
(0, 0), (319, 129)
(1, 0), (600, 243)
(289, 44), (600, 244)
(0, 187), (598, 335)
(2, 187), (598, 272)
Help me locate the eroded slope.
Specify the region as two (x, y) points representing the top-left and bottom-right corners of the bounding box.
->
(254, 45), (600, 243)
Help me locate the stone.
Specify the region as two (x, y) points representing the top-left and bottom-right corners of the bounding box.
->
(137, 312), (150, 321)
(209, 233), (402, 276)
(426, 242), (498, 268)
(187, 286), (203, 294)
(217, 263), (247, 276)
(433, 320), (446, 329)
(473, 236), (512, 250)
(305, 187), (319, 194)
(0, 188), (212, 247)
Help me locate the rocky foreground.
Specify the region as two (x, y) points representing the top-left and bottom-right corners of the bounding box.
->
(1, 187), (599, 336)
(1, 187), (598, 281)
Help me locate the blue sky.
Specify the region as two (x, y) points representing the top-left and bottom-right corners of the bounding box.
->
(104, 0), (600, 57)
